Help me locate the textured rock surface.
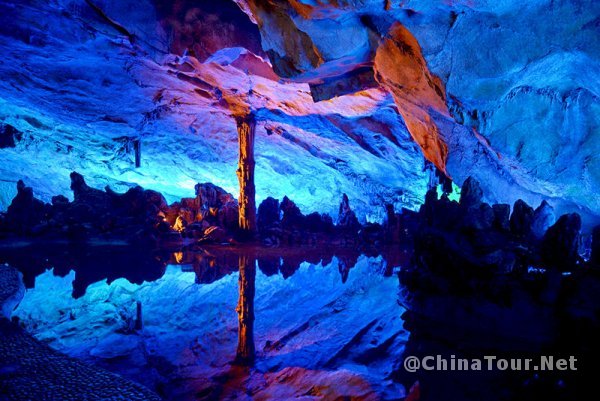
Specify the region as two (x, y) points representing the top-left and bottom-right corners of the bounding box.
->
(0, 0), (428, 222)
(0, 264), (24, 319)
(541, 213), (583, 271)
(0, 319), (161, 400)
(236, 0), (600, 223)
(13, 256), (406, 400)
(415, 176), (586, 276)
(1, 173), (171, 242)
(0, 0), (598, 224)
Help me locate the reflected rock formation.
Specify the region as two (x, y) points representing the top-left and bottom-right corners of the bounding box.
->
(398, 177), (600, 400)
(3, 244), (406, 400)
(0, 0), (599, 400)
(235, 253), (256, 365)
(0, 243), (169, 298)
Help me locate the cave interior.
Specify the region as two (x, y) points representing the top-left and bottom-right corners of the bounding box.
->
(0, 0), (599, 400)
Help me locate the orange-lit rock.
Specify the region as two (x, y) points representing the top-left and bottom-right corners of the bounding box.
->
(235, 253), (256, 364)
(173, 215), (186, 232)
(374, 22), (450, 173)
(235, 1), (451, 173)
(235, 114), (258, 234)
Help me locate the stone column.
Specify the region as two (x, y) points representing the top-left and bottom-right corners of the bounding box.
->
(235, 254), (256, 364)
(235, 113), (257, 235)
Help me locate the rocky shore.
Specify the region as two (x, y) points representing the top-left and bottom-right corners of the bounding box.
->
(0, 319), (162, 401)
(0, 172), (411, 250)
(396, 178), (600, 400)
(0, 264), (24, 320)
(0, 264), (162, 401)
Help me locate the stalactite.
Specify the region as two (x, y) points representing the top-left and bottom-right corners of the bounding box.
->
(235, 254), (256, 364)
(235, 113), (257, 235)
(133, 139), (141, 168)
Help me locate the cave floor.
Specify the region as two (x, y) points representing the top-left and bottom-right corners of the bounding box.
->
(0, 319), (161, 401)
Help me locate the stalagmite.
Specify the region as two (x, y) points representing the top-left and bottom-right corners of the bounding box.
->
(235, 113), (257, 236)
(235, 254), (256, 364)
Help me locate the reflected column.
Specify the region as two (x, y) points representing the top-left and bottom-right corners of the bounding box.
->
(235, 254), (256, 365)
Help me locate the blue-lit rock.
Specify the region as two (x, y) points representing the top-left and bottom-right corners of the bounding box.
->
(0, 0), (598, 224)
(0, 0), (428, 222)
(14, 257), (406, 399)
(0, 264), (25, 319)
(236, 0), (600, 224)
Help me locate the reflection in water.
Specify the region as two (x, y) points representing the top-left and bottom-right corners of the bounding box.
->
(0, 242), (409, 360)
(235, 254), (256, 365)
(397, 264), (600, 401)
(0, 242), (170, 298)
(169, 245), (405, 288)
(0, 241), (411, 400)
(3, 239), (598, 400)
(0, 242), (410, 297)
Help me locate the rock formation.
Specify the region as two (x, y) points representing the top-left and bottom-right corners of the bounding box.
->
(235, 0), (600, 223)
(235, 113), (257, 236)
(541, 213), (582, 271)
(1, 173), (400, 247)
(0, 264), (25, 320)
(414, 176), (587, 278)
(510, 199), (535, 238)
(0, 0), (432, 221)
(0, 123), (22, 149)
(3, 180), (48, 235)
(1, 173), (169, 243)
(257, 197), (279, 231)
(337, 193), (360, 232)
(593, 225), (600, 268)
(531, 200), (556, 240)
(235, 254), (256, 364)
(255, 194), (368, 246)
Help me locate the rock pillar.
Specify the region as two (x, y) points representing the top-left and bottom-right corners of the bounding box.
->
(235, 114), (257, 235)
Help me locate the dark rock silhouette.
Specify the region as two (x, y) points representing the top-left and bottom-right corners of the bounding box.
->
(0, 123), (22, 148)
(337, 193), (360, 232)
(541, 213), (582, 271)
(413, 176), (585, 279)
(510, 199), (535, 238)
(592, 225), (600, 267)
(280, 196), (304, 230)
(1, 173), (169, 244)
(257, 197), (280, 230)
(531, 200), (555, 240)
(3, 180), (48, 235)
(1, 173), (396, 250)
(492, 204), (510, 231)
(0, 264), (24, 319)
(458, 176), (483, 209)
